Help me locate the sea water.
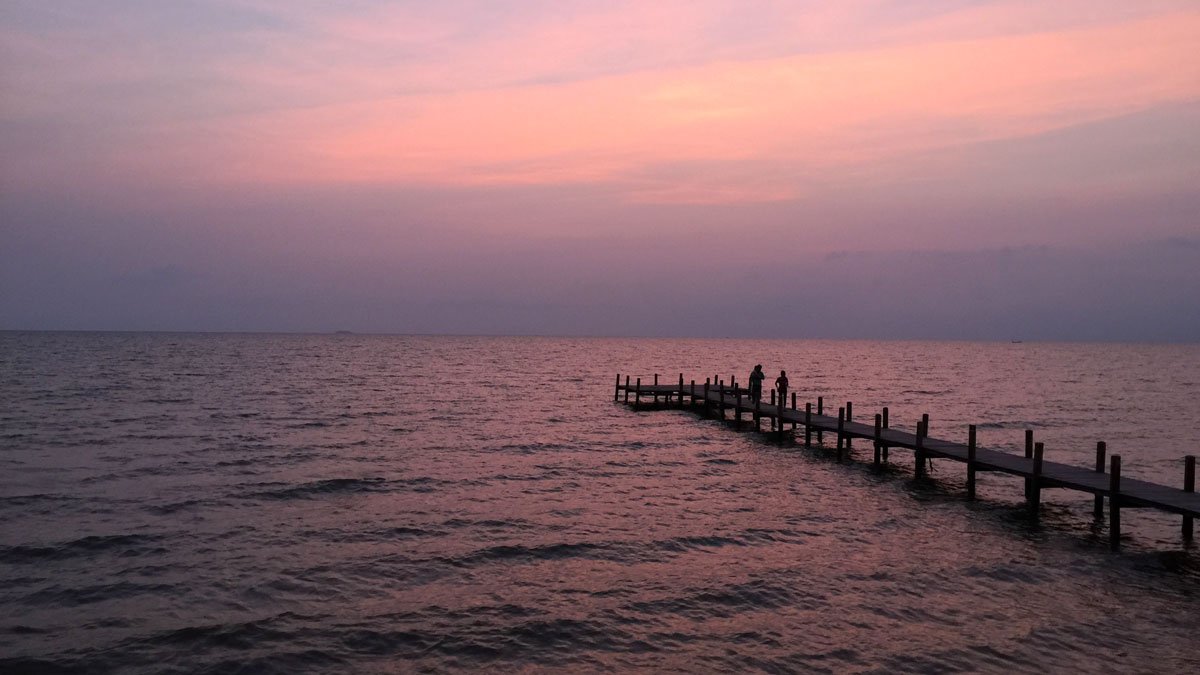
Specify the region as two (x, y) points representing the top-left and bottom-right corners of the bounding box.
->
(1, 332), (1198, 672)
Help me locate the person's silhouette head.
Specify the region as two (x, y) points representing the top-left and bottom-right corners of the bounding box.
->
(755, 364), (762, 371)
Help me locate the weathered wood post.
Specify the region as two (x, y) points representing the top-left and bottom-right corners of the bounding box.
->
(678, 373), (684, 407)
(624, 375), (630, 403)
(836, 407), (845, 461)
(873, 413), (883, 467)
(735, 388), (743, 430)
(1094, 441), (1107, 520)
(1024, 429), (1034, 500)
(817, 396), (824, 445)
(634, 377), (642, 410)
(653, 373), (659, 405)
(614, 373), (621, 402)
(1185, 455), (1195, 543)
(882, 407), (890, 462)
(804, 402), (812, 447)
(703, 378), (711, 417)
(914, 420), (926, 477)
(690, 380), (697, 409)
(777, 391), (785, 444)
(1030, 441), (1044, 519)
(1110, 455), (1122, 550)
(1027, 441), (1046, 514)
(791, 392), (798, 430)
(846, 401), (853, 450)
(718, 379), (726, 421)
(967, 425), (977, 500)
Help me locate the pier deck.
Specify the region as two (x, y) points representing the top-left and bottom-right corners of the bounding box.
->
(616, 376), (1199, 550)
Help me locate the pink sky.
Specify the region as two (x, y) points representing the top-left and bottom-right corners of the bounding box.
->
(2, 1), (1199, 337)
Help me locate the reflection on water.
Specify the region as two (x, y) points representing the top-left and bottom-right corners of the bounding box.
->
(0, 333), (1198, 673)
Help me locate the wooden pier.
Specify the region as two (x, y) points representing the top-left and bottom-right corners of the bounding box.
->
(615, 373), (1199, 551)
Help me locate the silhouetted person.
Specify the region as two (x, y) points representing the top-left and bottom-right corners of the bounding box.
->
(749, 364), (765, 403)
(775, 370), (789, 403)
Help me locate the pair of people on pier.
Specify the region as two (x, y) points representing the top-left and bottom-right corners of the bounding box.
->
(748, 365), (788, 403)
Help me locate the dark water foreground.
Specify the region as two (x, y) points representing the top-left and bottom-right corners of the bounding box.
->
(1, 333), (1198, 673)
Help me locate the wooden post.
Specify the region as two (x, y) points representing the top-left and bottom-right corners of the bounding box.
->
(845, 402), (853, 450)
(735, 389), (743, 430)
(1094, 441), (1106, 520)
(634, 377), (642, 410)
(653, 373), (659, 405)
(873, 413), (882, 467)
(718, 380), (725, 421)
(614, 373), (620, 402)
(678, 373), (684, 407)
(690, 380), (696, 408)
(804, 402), (812, 447)
(1030, 442), (1044, 519)
(623, 375), (630, 403)
(882, 407), (889, 462)
(777, 393), (785, 444)
(755, 395), (762, 432)
(967, 425), (977, 500)
(1110, 455), (1122, 551)
(914, 420), (925, 477)
(791, 392), (798, 431)
(1185, 455), (1195, 543)
(836, 407), (845, 461)
(769, 389), (776, 431)
(817, 396), (824, 445)
(1024, 429), (1034, 500)
(703, 378), (710, 417)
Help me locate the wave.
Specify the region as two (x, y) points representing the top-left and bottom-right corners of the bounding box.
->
(0, 533), (167, 565)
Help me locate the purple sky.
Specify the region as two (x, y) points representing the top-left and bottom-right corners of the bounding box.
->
(2, 1), (1198, 340)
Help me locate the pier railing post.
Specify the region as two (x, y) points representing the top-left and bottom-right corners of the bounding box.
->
(624, 376), (630, 403)
(817, 396), (824, 445)
(882, 407), (889, 462)
(914, 420), (925, 477)
(1185, 455), (1195, 543)
(1024, 429), (1034, 500)
(804, 402), (812, 447)
(614, 373), (620, 402)
(836, 407), (845, 461)
(678, 373), (684, 407)
(1094, 441), (1107, 520)
(846, 402), (853, 450)
(777, 393), (784, 444)
(718, 380), (726, 421)
(1030, 442), (1044, 519)
(873, 414), (882, 468)
(634, 377), (642, 410)
(1110, 455), (1122, 550)
(791, 393), (798, 430)
(967, 425), (977, 500)
(703, 378), (710, 417)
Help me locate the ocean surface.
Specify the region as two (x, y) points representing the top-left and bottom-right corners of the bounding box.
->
(1, 332), (1198, 673)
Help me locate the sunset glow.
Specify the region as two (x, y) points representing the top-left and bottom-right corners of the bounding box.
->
(2, 1), (1198, 338)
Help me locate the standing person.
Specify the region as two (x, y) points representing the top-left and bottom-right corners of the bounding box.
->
(775, 370), (789, 404)
(749, 364), (765, 403)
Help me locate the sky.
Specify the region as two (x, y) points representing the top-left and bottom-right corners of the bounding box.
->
(1, 0), (1198, 340)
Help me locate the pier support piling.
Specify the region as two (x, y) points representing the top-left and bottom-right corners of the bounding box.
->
(873, 414), (882, 468)
(967, 425), (977, 500)
(804, 403), (812, 447)
(614, 373), (620, 402)
(837, 407), (845, 461)
(1094, 442), (1107, 520)
(846, 402), (853, 450)
(1185, 455), (1195, 543)
(634, 378), (642, 410)
(624, 376), (630, 403)
(915, 420), (926, 477)
(1024, 430), (1034, 500)
(1110, 455), (1122, 551)
(1030, 442), (1044, 519)
(817, 397), (824, 445)
(882, 407), (889, 462)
